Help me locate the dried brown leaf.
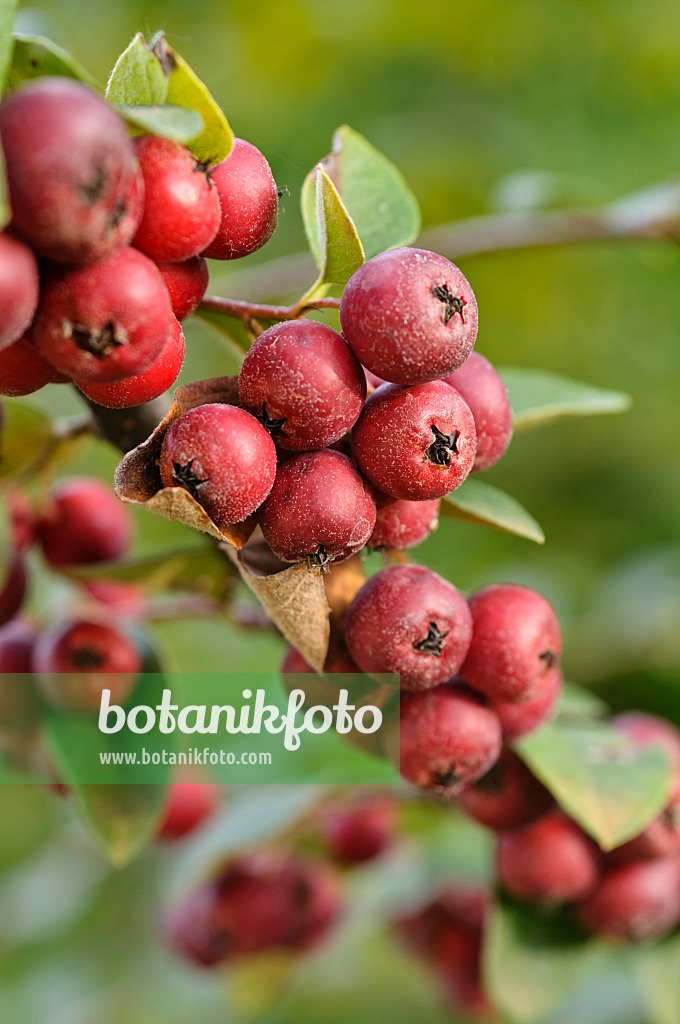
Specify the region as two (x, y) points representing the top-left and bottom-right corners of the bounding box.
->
(224, 533), (330, 672)
(113, 376), (255, 549)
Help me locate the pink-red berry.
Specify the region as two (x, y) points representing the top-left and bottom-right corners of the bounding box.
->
(157, 780), (220, 841)
(351, 381), (477, 500)
(0, 335), (67, 396)
(345, 565), (473, 691)
(259, 449), (376, 567)
(493, 667), (562, 741)
(0, 555), (28, 627)
(576, 857), (680, 941)
(202, 138), (278, 260)
(238, 320), (366, 451)
(320, 795), (397, 865)
(444, 352), (513, 472)
(0, 234), (39, 350)
(496, 811), (599, 904)
(36, 477), (133, 568)
(160, 403), (277, 526)
(367, 493), (440, 550)
(340, 247), (478, 384)
(156, 256), (209, 320)
(457, 748), (553, 831)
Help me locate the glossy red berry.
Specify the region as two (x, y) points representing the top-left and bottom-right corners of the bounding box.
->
(0, 234), (39, 350)
(202, 138), (278, 260)
(160, 403), (277, 526)
(397, 682), (502, 797)
(345, 565), (473, 691)
(320, 796), (397, 865)
(0, 335), (67, 396)
(367, 493), (440, 551)
(444, 352), (513, 472)
(75, 316), (185, 409)
(576, 857), (680, 941)
(457, 748), (553, 831)
(460, 583), (562, 704)
(32, 618), (141, 711)
(259, 449), (376, 567)
(156, 256), (209, 320)
(238, 320), (366, 451)
(33, 247), (172, 382)
(340, 247), (478, 384)
(351, 381), (476, 500)
(0, 78), (142, 263)
(132, 136), (220, 262)
(36, 477), (132, 568)
(496, 811), (599, 904)
(157, 780), (220, 841)
(0, 555), (28, 627)
(494, 667), (562, 741)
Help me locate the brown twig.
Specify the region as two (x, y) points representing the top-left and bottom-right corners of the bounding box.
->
(198, 294), (340, 324)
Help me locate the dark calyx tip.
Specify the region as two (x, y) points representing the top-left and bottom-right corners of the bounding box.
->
(413, 620), (449, 657)
(431, 283), (466, 325)
(259, 403), (287, 436)
(425, 424), (459, 466)
(307, 544), (331, 573)
(72, 321), (124, 358)
(539, 649), (559, 671)
(71, 645), (104, 670)
(172, 458), (209, 500)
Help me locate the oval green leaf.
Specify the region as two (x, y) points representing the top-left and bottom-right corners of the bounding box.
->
(7, 34), (99, 91)
(116, 102), (203, 144)
(151, 34), (233, 163)
(0, 399), (53, 479)
(516, 719), (673, 850)
(500, 367), (632, 430)
(441, 478), (545, 544)
(105, 32), (167, 106)
(302, 125), (420, 262)
(301, 165), (365, 290)
(0, 0), (18, 93)
(484, 899), (613, 1023)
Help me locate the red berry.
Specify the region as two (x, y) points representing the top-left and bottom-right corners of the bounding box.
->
(80, 579), (148, 619)
(259, 450), (376, 567)
(576, 857), (680, 941)
(9, 490), (37, 550)
(351, 381), (477, 500)
(0, 335), (68, 396)
(160, 403), (277, 526)
(494, 667), (562, 741)
(320, 796), (397, 865)
(32, 618), (141, 711)
(457, 749), (553, 831)
(0, 620), (40, 730)
(36, 477), (133, 568)
(340, 247), (478, 384)
(367, 493), (440, 551)
(75, 316), (185, 409)
(344, 565), (473, 691)
(156, 256), (209, 320)
(202, 138), (278, 260)
(397, 682), (501, 797)
(496, 811), (599, 904)
(0, 234), (39, 350)
(132, 136), (220, 262)
(460, 583), (562, 704)
(0, 555), (28, 626)
(444, 352), (513, 472)
(157, 779), (220, 841)
(238, 320), (366, 451)
(33, 248), (172, 382)
(0, 78), (143, 264)
(0, 619), (37, 673)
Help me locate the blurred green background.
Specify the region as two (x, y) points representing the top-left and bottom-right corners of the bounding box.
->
(3, 0), (680, 1021)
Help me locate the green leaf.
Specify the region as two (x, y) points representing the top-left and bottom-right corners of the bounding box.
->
(484, 898), (611, 1023)
(441, 477), (545, 544)
(499, 367), (632, 430)
(115, 103), (203, 144)
(45, 673), (170, 867)
(68, 545), (232, 600)
(516, 719), (673, 849)
(0, 399), (53, 479)
(6, 34), (99, 91)
(301, 165), (365, 292)
(150, 34), (233, 163)
(303, 125), (420, 263)
(634, 932), (680, 1024)
(0, 0), (18, 93)
(105, 32), (168, 106)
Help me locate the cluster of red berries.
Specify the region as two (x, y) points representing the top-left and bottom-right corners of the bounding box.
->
(0, 77), (277, 407)
(159, 244), (512, 559)
(0, 477), (146, 721)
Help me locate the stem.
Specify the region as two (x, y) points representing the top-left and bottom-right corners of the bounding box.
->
(77, 390), (172, 454)
(198, 294), (340, 323)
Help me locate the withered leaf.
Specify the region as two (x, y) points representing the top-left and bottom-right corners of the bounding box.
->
(113, 377), (256, 549)
(224, 533), (330, 672)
